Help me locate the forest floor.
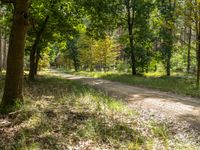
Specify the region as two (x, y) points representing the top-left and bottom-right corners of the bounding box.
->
(0, 70), (200, 149)
(52, 70), (200, 131)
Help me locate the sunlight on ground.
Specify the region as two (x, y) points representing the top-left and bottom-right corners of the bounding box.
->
(71, 70), (200, 98)
(0, 71), (199, 149)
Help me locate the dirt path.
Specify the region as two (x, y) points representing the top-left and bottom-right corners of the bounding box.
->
(51, 70), (200, 131)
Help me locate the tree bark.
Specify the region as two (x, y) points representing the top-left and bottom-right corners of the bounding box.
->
(1, 0), (29, 109)
(29, 15), (49, 81)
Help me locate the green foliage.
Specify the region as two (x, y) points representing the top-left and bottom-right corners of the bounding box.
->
(19, 0), (200, 79)
(38, 53), (50, 70)
(116, 61), (131, 72)
(61, 34), (121, 71)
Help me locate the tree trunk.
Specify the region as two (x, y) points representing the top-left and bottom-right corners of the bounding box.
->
(126, 0), (136, 75)
(72, 49), (79, 72)
(1, 0), (29, 109)
(197, 34), (200, 88)
(73, 59), (79, 72)
(187, 7), (192, 73)
(29, 15), (49, 81)
(166, 28), (173, 76)
(130, 37), (136, 75)
(162, 0), (176, 77)
(34, 49), (40, 75)
(3, 33), (7, 69)
(0, 31), (2, 72)
(29, 41), (37, 80)
(166, 51), (171, 76)
(187, 26), (192, 73)
(196, 0), (200, 88)
(2, 33), (8, 70)
(197, 2), (200, 88)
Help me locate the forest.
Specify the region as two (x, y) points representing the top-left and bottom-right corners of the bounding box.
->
(0, 0), (200, 149)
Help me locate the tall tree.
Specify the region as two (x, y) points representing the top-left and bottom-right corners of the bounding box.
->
(67, 36), (80, 72)
(196, 0), (200, 87)
(0, 30), (2, 72)
(0, 0), (29, 110)
(187, 7), (192, 73)
(158, 0), (177, 76)
(29, 15), (50, 81)
(125, 0), (137, 75)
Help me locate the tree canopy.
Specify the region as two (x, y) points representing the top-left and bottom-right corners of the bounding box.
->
(0, 0), (200, 111)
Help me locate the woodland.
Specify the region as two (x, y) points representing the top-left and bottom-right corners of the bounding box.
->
(0, 0), (200, 149)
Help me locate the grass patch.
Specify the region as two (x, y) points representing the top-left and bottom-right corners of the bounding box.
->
(0, 71), (199, 149)
(71, 71), (200, 98)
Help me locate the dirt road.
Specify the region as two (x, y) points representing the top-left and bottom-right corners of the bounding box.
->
(51, 70), (200, 131)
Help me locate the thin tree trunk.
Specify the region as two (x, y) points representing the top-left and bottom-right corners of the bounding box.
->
(165, 0), (176, 76)
(34, 49), (40, 75)
(187, 7), (192, 73)
(126, 0), (136, 75)
(0, 30), (2, 72)
(29, 42), (37, 80)
(3, 33), (7, 69)
(130, 36), (136, 75)
(0, 5), (2, 72)
(197, 33), (200, 87)
(187, 26), (192, 73)
(166, 49), (171, 76)
(1, 0), (29, 109)
(197, 1), (200, 88)
(166, 28), (173, 76)
(29, 15), (49, 81)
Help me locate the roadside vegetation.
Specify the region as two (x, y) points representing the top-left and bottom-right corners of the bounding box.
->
(0, 72), (199, 150)
(65, 71), (200, 98)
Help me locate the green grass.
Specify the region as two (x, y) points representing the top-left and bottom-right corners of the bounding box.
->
(0, 71), (199, 149)
(71, 71), (200, 98)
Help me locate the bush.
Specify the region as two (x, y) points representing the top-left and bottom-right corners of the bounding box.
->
(116, 61), (130, 72)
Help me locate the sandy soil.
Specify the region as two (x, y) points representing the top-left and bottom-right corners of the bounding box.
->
(51, 70), (200, 131)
